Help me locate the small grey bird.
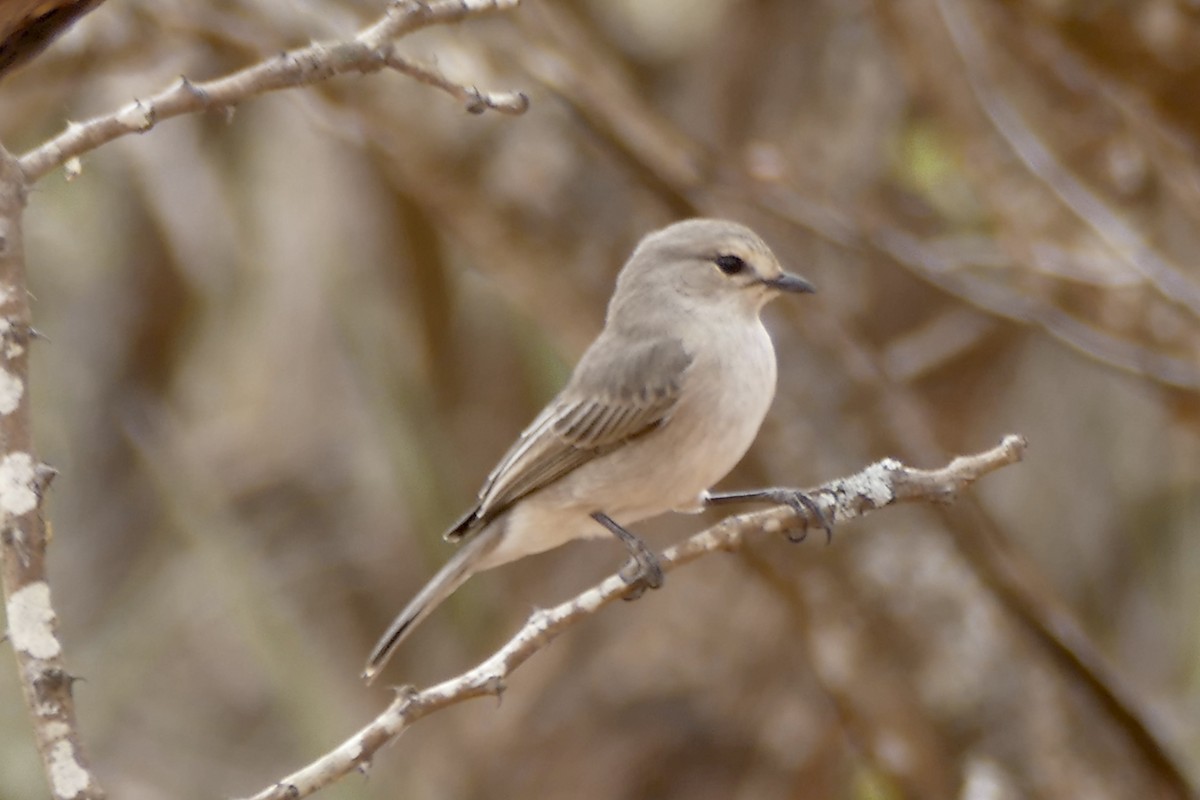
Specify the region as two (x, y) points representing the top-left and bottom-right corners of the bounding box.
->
(363, 218), (823, 683)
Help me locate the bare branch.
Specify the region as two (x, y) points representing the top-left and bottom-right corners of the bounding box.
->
(241, 435), (1026, 800)
(382, 51), (529, 115)
(18, 0), (526, 183)
(0, 147), (104, 799)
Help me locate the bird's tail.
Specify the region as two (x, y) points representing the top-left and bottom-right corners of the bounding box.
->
(362, 526), (500, 684)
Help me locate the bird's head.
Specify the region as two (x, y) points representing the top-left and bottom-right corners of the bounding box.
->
(609, 218), (815, 327)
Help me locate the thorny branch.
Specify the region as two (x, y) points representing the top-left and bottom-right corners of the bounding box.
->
(1, 2), (525, 798)
(242, 435), (1026, 800)
(0, 146), (103, 799)
(18, 0), (528, 183)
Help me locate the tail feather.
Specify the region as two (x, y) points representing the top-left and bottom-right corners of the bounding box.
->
(362, 527), (500, 684)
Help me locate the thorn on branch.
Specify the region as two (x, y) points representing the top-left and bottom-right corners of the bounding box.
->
(176, 75), (212, 108)
(389, 683), (420, 704)
(116, 98), (155, 132)
(32, 666), (78, 693)
(33, 463), (58, 496)
(465, 87), (488, 114)
(465, 88), (529, 115)
(483, 673), (506, 702)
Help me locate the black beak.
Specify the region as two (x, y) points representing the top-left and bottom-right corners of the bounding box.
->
(761, 271), (816, 294)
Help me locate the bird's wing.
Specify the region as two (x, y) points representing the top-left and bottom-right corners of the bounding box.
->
(443, 335), (693, 542)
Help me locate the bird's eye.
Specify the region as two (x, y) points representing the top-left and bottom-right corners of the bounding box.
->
(714, 255), (746, 275)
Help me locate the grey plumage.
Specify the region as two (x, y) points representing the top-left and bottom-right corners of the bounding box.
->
(363, 218), (814, 683)
(445, 337), (692, 542)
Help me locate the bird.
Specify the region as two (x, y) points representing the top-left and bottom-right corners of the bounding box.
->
(363, 218), (824, 683)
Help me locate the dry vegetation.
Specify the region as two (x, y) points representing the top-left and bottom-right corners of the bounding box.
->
(1, 1), (1198, 799)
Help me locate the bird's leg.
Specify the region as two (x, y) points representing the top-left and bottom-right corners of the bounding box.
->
(590, 512), (664, 600)
(705, 488), (835, 544)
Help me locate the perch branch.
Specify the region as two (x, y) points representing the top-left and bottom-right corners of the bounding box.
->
(241, 435), (1026, 800)
(18, 0), (528, 183)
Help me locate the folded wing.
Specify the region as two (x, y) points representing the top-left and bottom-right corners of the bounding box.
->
(444, 335), (693, 542)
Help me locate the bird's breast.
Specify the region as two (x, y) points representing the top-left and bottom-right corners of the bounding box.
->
(675, 318), (777, 474)
(592, 317), (778, 520)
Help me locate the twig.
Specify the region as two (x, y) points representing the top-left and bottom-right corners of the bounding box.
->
(18, 0), (528, 183)
(0, 146), (104, 799)
(241, 435), (1026, 800)
(381, 52), (527, 115)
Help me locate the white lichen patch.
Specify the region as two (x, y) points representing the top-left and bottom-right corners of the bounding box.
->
(0, 368), (23, 414)
(0, 452), (37, 517)
(6, 582), (61, 659)
(344, 739), (363, 761)
(116, 100), (154, 131)
(48, 740), (91, 798)
(838, 459), (898, 509)
(42, 720), (70, 740)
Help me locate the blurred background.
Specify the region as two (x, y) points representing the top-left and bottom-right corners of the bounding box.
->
(1, 1), (1198, 798)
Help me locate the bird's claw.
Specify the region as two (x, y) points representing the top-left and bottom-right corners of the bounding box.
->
(618, 549), (664, 601)
(771, 489), (834, 544)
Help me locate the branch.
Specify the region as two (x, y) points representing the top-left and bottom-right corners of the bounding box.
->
(241, 435), (1026, 800)
(18, 0), (528, 183)
(0, 147), (104, 799)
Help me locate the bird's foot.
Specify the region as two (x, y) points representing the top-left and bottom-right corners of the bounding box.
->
(591, 511), (664, 600)
(760, 488), (835, 544)
(618, 547), (664, 601)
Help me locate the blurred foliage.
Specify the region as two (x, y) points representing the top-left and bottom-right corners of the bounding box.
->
(1, 0), (1199, 798)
